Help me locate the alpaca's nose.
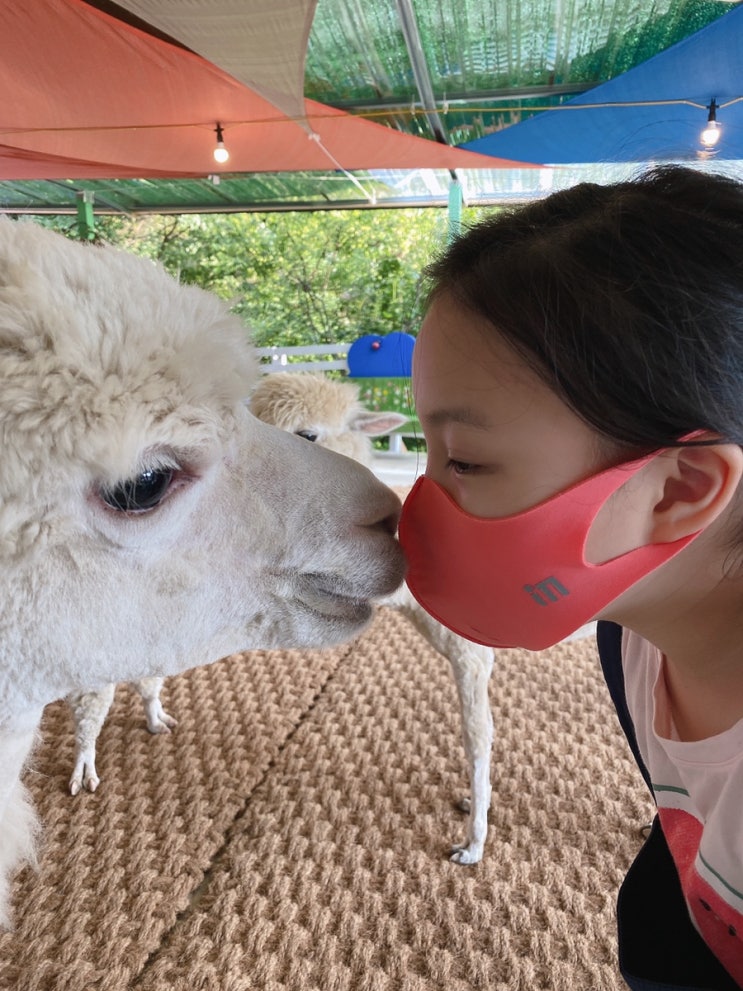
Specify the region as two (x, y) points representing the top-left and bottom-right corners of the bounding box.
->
(376, 501), (402, 537)
(362, 485), (402, 536)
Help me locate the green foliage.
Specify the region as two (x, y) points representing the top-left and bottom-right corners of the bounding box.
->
(41, 208), (461, 348)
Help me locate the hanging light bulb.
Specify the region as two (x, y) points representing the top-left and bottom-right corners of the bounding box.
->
(701, 99), (721, 148)
(213, 123), (230, 164)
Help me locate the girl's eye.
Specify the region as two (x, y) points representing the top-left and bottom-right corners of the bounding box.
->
(100, 468), (175, 513)
(447, 459), (479, 475)
(295, 429), (318, 443)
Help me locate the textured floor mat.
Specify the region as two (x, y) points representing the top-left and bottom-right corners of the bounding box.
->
(1, 608), (651, 990)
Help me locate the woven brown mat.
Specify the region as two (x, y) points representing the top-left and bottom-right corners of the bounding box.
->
(0, 608), (652, 991)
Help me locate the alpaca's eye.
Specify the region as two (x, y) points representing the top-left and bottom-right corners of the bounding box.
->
(100, 469), (174, 513)
(296, 429), (318, 443)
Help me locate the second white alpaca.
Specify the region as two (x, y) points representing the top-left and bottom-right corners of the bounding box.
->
(67, 678), (173, 795)
(250, 373), (495, 865)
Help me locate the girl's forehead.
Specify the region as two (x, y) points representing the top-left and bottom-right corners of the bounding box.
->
(414, 296), (533, 398)
(413, 295), (598, 451)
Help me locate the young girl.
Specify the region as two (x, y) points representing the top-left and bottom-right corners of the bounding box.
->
(398, 166), (743, 990)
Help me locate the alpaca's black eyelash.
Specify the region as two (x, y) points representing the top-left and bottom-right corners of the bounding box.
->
(99, 468), (175, 513)
(296, 429), (318, 443)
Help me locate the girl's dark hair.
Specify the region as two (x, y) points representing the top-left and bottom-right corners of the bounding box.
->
(425, 166), (743, 453)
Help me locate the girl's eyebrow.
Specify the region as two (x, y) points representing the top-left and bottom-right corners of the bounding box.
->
(422, 406), (493, 429)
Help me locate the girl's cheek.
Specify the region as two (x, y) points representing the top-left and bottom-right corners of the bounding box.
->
(441, 474), (503, 519)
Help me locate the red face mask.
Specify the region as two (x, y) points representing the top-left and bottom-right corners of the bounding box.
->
(398, 450), (703, 650)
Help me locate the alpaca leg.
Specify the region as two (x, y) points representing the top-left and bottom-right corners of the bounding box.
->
(67, 683), (115, 795)
(447, 642), (494, 864)
(133, 677), (176, 734)
(381, 591), (495, 864)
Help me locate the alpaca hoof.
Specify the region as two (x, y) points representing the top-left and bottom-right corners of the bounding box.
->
(144, 700), (177, 735)
(69, 758), (100, 796)
(450, 842), (483, 866)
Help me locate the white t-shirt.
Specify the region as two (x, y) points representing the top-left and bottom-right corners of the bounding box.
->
(623, 628), (743, 984)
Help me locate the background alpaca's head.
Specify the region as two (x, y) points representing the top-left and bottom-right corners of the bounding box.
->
(249, 373), (408, 468)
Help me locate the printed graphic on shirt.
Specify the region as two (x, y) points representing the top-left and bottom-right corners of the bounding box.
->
(658, 803), (743, 984)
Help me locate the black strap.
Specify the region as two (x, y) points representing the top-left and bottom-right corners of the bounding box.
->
(596, 620), (652, 793)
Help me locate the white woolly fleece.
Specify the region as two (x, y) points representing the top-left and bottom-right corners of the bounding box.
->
(0, 220), (404, 927)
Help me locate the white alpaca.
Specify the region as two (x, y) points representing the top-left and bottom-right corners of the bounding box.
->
(250, 373), (495, 865)
(0, 221), (405, 927)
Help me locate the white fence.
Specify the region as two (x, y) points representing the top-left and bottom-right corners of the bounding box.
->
(254, 343), (351, 374)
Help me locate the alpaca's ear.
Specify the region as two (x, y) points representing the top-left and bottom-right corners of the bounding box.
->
(649, 443), (743, 543)
(350, 410), (409, 437)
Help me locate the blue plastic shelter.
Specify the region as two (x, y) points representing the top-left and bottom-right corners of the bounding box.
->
(461, 5), (743, 166)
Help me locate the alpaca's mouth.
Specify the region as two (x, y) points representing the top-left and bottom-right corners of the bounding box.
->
(294, 573), (373, 622)
(299, 593), (372, 623)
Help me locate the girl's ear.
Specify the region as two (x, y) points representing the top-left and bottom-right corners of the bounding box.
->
(650, 443), (743, 543)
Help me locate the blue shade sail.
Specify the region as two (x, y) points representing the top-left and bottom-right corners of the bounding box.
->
(460, 5), (743, 165)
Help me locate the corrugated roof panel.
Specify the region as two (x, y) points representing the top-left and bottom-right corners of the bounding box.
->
(305, 0), (405, 103)
(0, 172), (398, 214)
(306, 0), (729, 138)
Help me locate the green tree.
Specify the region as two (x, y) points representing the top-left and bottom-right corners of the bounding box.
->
(40, 208), (460, 347)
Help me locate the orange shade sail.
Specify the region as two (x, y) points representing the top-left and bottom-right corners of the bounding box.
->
(0, 0), (526, 179)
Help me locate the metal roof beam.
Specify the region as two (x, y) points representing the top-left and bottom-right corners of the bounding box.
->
(331, 82), (597, 113)
(0, 195), (530, 214)
(393, 0), (449, 146)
